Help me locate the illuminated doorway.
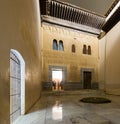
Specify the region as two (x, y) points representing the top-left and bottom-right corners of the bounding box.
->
(49, 66), (67, 91)
(52, 70), (63, 91)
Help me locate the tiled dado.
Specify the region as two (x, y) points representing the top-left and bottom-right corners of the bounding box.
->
(42, 82), (52, 90)
(42, 82), (83, 91)
(42, 82), (98, 91)
(64, 82), (82, 90)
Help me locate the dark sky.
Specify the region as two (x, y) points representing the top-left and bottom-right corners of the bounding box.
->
(60, 0), (114, 15)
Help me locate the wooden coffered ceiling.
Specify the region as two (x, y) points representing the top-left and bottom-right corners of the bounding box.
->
(40, 0), (120, 36)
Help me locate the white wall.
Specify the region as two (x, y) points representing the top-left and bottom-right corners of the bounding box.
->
(99, 21), (120, 95)
(99, 37), (106, 90)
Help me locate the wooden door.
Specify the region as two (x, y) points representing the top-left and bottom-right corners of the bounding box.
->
(83, 71), (92, 89)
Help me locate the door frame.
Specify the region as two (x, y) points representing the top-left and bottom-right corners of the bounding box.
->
(80, 68), (94, 89)
(83, 71), (92, 89)
(49, 65), (67, 90)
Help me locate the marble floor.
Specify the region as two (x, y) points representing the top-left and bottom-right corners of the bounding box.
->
(15, 91), (120, 124)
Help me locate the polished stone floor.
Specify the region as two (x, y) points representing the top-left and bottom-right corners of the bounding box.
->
(15, 90), (120, 124)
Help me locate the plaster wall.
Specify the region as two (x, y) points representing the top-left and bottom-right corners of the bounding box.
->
(99, 37), (106, 90)
(42, 23), (99, 85)
(0, 0), (42, 123)
(99, 21), (120, 95)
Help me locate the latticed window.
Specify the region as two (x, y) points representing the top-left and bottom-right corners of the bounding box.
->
(53, 39), (58, 50)
(88, 45), (91, 55)
(59, 40), (64, 51)
(83, 44), (87, 54)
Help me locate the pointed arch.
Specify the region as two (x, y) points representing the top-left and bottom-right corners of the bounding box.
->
(72, 44), (76, 53)
(59, 40), (64, 51)
(53, 39), (58, 50)
(83, 44), (87, 54)
(88, 45), (91, 55)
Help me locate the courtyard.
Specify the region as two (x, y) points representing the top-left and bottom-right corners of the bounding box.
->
(15, 90), (120, 124)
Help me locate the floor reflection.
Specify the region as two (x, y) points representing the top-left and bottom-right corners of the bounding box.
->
(52, 100), (62, 120)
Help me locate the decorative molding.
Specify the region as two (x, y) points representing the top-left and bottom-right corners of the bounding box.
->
(42, 15), (101, 35)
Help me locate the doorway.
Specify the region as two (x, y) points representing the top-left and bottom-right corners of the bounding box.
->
(83, 71), (92, 89)
(10, 49), (25, 124)
(49, 65), (67, 91)
(52, 70), (63, 91)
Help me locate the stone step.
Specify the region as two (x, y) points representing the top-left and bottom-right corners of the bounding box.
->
(42, 90), (105, 96)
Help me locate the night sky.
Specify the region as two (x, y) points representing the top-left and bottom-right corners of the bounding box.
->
(60, 0), (114, 15)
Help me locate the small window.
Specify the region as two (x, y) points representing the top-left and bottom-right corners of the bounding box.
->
(83, 45), (87, 54)
(88, 45), (91, 55)
(59, 40), (64, 51)
(72, 44), (75, 53)
(53, 39), (58, 50)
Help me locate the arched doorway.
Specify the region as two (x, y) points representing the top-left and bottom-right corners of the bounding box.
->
(10, 49), (25, 124)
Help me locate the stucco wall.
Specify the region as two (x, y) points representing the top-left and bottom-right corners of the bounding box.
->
(99, 21), (120, 95)
(99, 37), (106, 90)
(0, 0), (41, 123)
(42, 23), (99, 87)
